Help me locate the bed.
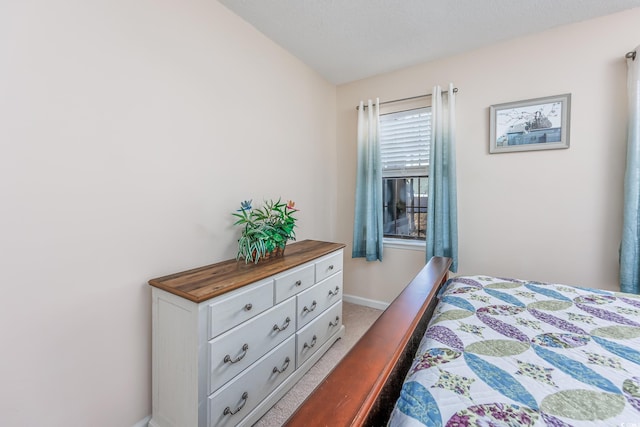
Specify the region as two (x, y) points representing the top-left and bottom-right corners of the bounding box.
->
(284, 257), (640, 426)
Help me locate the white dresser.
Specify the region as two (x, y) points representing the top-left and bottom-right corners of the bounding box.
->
(148, 240), (345, 427)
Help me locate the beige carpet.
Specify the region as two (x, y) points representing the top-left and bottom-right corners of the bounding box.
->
(254, 301), (383, 426)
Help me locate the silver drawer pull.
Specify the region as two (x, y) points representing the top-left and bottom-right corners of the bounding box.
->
(244, 303), (253, 311)
(273, 317), (291, 332)
(294, 280), (302, 287)
(272, 357), (291, 374)
(302, 301), (317, 314)
(303, 335), (317, 350)
(328, 286), (340, 297)
(223, 391), (248, 416)
(223, 343), (249, 364)
(329, 316), (340, 328)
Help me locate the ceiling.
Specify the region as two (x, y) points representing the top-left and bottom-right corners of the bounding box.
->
(218, 0), (640, 85)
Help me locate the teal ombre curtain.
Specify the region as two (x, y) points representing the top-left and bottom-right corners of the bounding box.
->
(426, 84), (458, 271)
(352, 99), (383, 261)
(621, 46), (640, 294)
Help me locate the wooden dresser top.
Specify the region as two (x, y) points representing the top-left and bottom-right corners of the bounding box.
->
(148, 240), (345, 303)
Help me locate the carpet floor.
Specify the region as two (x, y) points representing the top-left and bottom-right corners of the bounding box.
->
(254, 301), (383, 426)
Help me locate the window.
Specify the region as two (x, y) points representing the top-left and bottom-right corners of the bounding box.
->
(380, 107), (431, 242)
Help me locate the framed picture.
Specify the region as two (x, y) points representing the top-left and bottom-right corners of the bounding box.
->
(489, 93), (571, 153)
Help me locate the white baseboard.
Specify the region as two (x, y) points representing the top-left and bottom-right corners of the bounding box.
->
(343, 293), (389, 311)
(133, 415), (151, 427)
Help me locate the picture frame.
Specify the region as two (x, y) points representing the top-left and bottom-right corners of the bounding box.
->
(489, 93), (571, 153)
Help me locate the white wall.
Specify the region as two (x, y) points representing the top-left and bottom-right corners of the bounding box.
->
(0, 1), (336, 425)
(337, 8), (640, 303)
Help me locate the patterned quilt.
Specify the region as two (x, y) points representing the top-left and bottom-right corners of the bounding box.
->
(388, 275), (640, 427)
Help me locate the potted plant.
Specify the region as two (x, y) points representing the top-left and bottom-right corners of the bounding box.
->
(232, 199), (298, 263)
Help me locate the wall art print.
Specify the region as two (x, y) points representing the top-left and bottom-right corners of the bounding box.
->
(489, 93), (571, 153)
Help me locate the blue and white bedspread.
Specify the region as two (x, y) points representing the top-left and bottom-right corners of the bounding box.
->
(388, 275), (640, 427)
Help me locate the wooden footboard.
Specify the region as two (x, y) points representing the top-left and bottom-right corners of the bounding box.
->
(284, 256), (452, 427)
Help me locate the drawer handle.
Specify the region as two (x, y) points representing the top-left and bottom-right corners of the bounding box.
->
(302, 301), (317, 314)
(273, 317), (291, 332)
(223, 391), (248, 416)
(244, 303), (253, 311)
(303, 335), (317, 350)
(223, 343), (249, 364)
(329, 316), (340, 328)
(328, 264), (334, 271)
(294, 279), (302, 287)
(328, 286), (340, 297)
(272, 357), (291, 374)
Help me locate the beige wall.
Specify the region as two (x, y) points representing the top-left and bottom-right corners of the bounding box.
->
(337, 8), (640, 303)
(0, 1), (335, 425)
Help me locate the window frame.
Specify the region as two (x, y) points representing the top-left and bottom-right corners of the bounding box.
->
(379, 103), (431, 249)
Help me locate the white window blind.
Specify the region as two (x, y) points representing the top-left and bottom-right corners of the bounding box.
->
(379, 107), (431, 178)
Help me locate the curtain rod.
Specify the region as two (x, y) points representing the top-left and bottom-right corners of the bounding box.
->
(356, 87), (458, 110)
(627, 50), (636, 61)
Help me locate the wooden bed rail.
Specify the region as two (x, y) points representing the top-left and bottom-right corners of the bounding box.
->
(284, 256), (453, 427)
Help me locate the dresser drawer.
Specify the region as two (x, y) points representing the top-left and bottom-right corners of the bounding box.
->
(209, 297), (295, 394)
(209, 336), (296, 427)
(208, 278), (274, 339)
(296, 271), (343, 329)
(273, 263), (315, 304)
(296, 301), (342, 367)
(315, 250), (343, 283)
